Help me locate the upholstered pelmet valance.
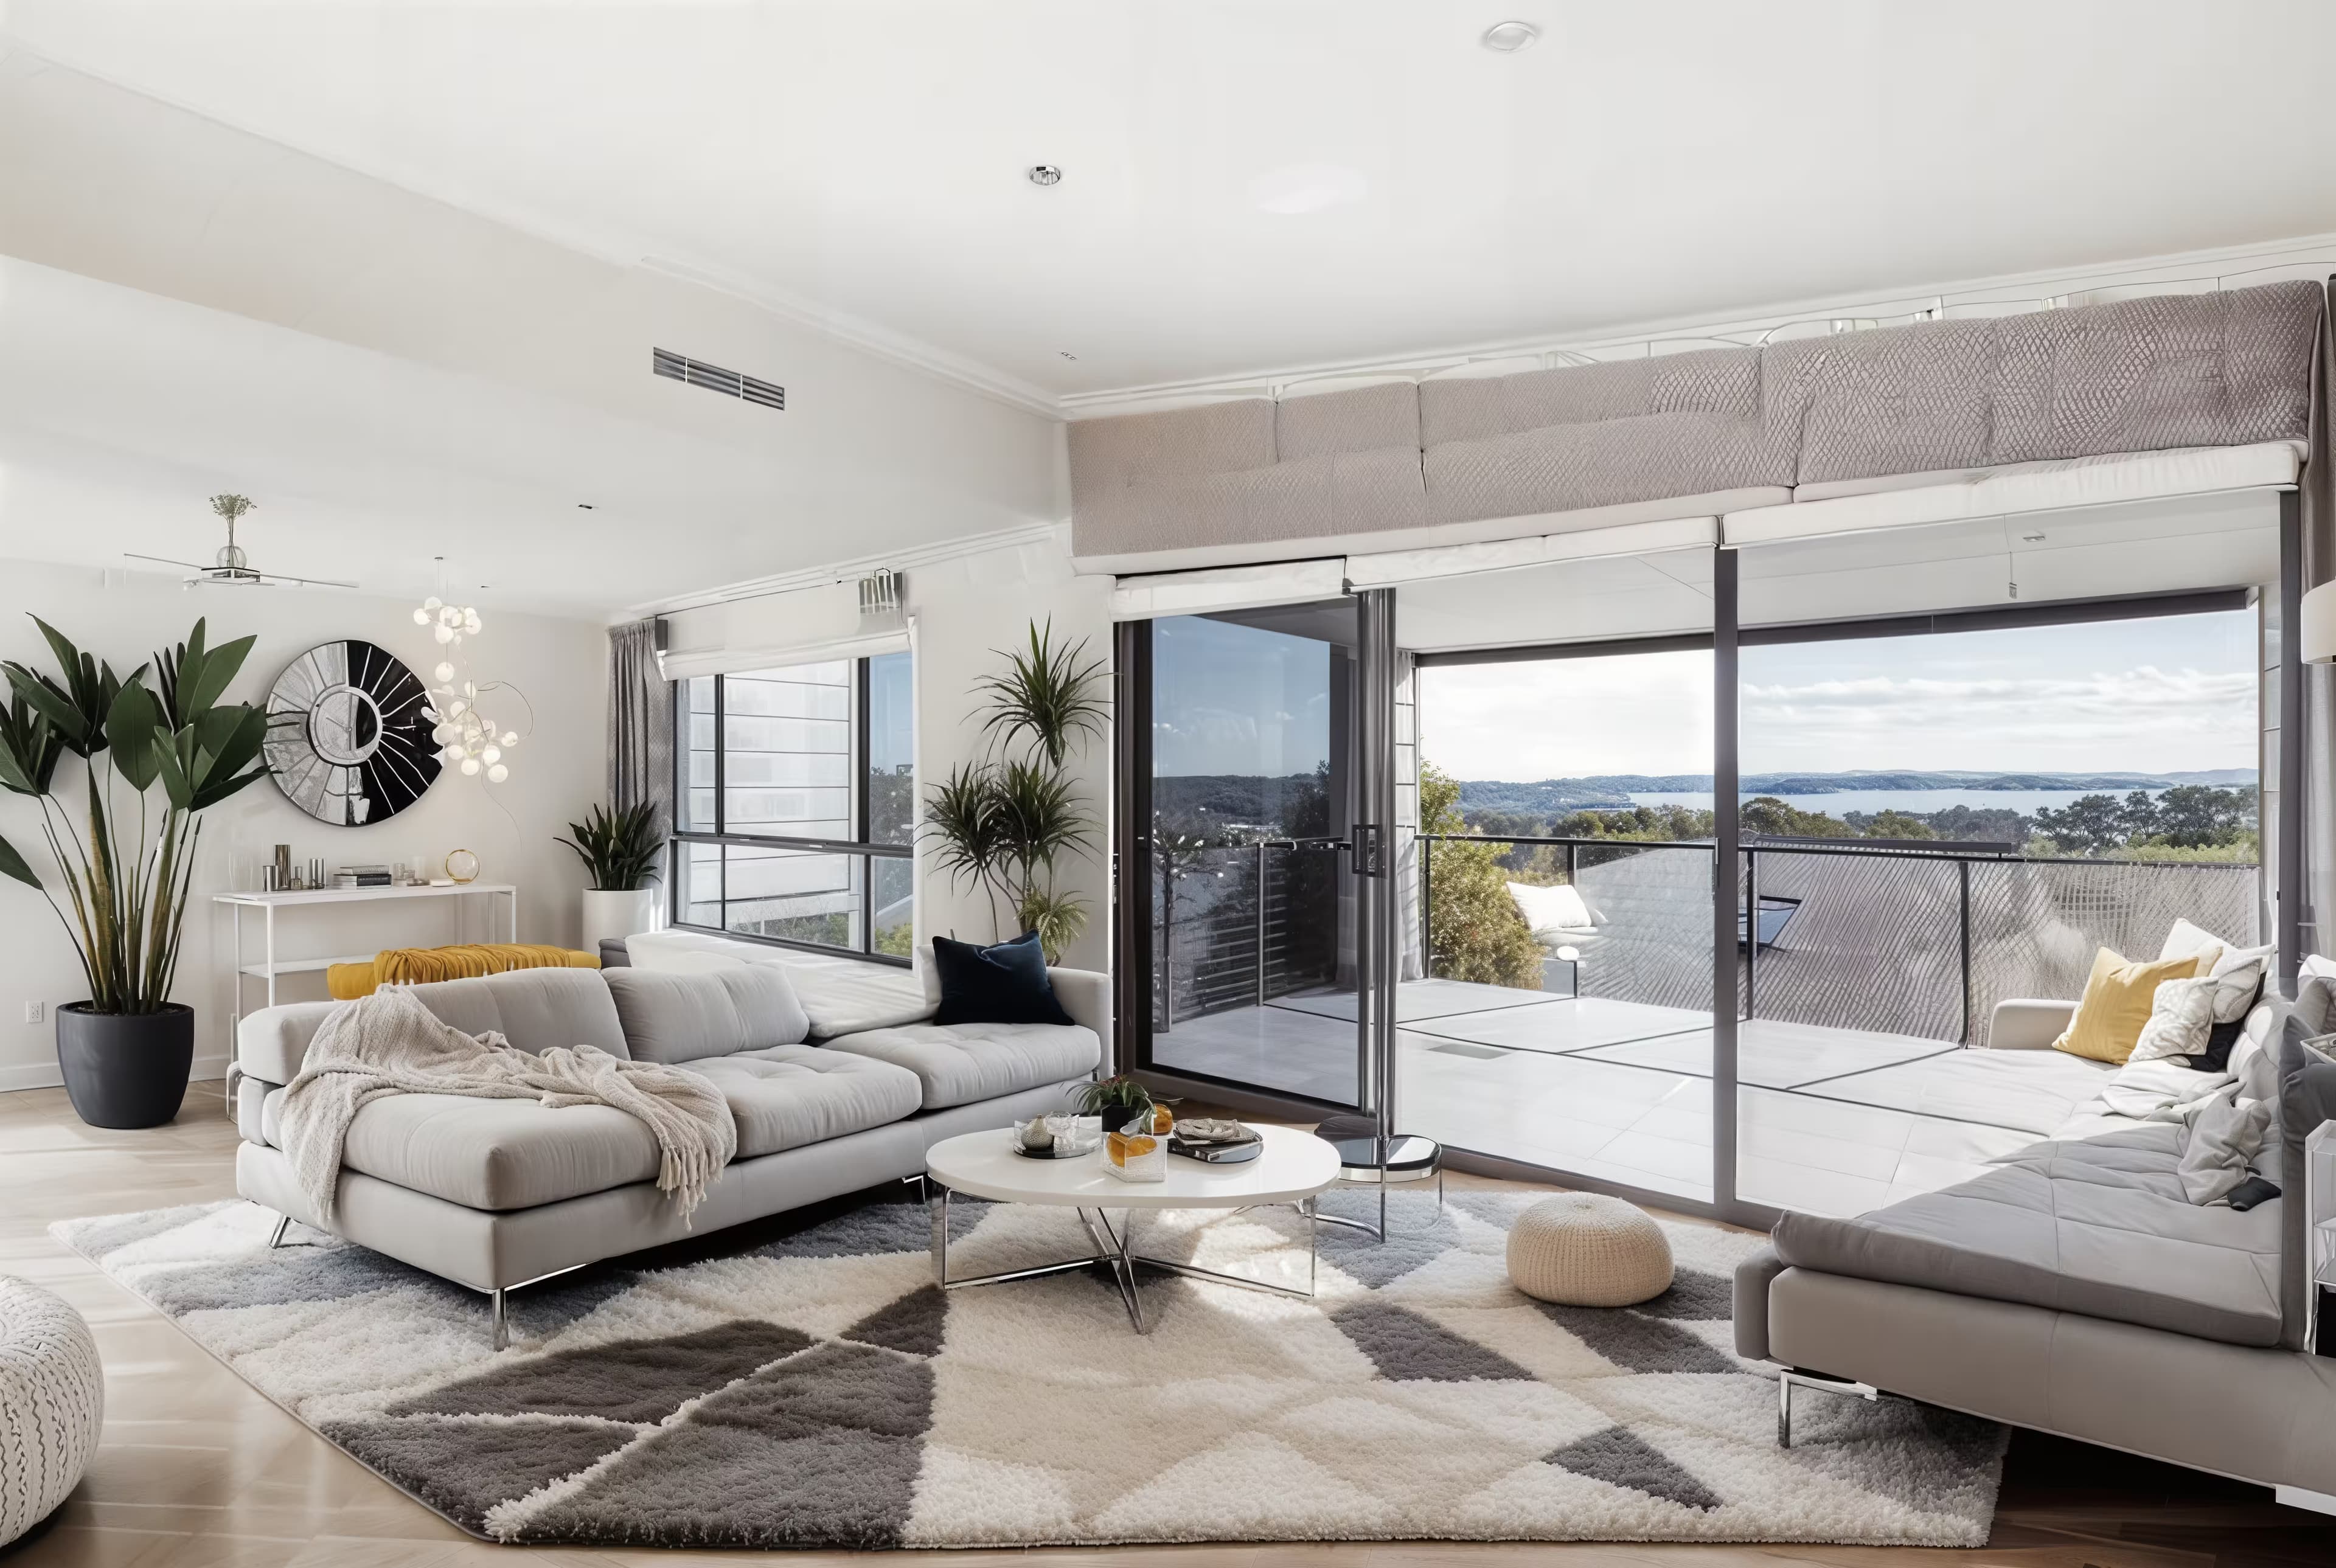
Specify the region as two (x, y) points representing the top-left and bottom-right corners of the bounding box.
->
(1068, 279), (2326, 571)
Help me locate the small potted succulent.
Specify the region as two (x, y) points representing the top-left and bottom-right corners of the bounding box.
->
(557, 800), (664, 949)
(1074, 1074), (1172, 1136)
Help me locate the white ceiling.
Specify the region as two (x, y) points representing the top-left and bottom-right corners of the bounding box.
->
(8, 0), (2336, 402)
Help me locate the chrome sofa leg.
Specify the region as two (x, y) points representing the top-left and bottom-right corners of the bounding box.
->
(266, 1214), (291, 1249)
(1776, 1368), (1881, 1448)
(491, 1288), (509, 1351)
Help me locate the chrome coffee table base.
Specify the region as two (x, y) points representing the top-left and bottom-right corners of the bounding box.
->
(929, 1184), (1319, 1334)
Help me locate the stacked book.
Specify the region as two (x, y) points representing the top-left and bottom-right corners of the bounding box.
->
(333, 865), (394, 889)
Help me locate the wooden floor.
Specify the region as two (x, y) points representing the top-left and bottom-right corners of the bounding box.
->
(5, 1083), (2334, 1567)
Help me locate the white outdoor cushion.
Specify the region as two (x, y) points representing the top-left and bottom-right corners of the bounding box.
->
(1508, 881), (1596, 940)
(2158, 916), (2233, 972)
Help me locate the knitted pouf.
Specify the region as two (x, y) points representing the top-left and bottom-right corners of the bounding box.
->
(1506, 1192), (1674, 1306)
(0, 1275), (103, 1545)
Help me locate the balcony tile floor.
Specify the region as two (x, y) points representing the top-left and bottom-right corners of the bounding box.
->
(1152, 981), (2075, 1218)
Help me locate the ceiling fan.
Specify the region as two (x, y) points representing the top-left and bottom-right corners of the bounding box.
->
(125, 494), (358, 589)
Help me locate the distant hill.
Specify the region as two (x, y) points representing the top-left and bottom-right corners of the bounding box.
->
(1456, 769), (2259, 813)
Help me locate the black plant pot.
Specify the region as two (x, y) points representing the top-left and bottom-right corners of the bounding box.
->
(57, 1002), (195, 1129)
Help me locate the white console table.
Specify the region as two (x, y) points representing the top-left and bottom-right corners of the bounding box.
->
(217, 883), (519, 1029)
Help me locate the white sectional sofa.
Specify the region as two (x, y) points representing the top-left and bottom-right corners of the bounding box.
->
(233, 938), (1107, 1346)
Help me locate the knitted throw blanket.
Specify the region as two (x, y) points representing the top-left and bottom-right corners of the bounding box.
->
(277, 987), (737, 1226)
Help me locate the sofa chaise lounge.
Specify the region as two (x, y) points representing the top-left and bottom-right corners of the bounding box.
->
(232, 951), (1107, 1347)
(1736, 973), (2336, 1511)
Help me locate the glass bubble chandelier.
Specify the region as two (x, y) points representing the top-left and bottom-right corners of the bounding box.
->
(413, 575), (523, 785)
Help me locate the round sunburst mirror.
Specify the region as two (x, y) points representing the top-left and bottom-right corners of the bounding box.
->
(263, 640), (441, 824)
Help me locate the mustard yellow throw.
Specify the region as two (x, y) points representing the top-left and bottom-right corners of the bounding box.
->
(327, 943), (600, 1001)
(2051, 946), (2200, 1064)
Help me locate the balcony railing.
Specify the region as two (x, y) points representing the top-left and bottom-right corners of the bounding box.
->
(1152, 838), (1341, 1030)
(670, 830), (915, 965)
(1420, 833), (2260, 1043)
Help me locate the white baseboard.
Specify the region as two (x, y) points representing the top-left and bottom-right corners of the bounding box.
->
(2276, 1485), (2336, 1516)
(0, 1052), (230, 1095)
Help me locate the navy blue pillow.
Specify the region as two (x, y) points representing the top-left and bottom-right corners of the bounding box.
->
(931, 931), (1073, 1027)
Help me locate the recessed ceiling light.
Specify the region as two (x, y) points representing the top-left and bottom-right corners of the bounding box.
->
(1027, 165), (1063, 187)
(1058, 350), (1078, 360)
(576, 502), (595, 510)
(1481, 20), (1540, 52)
(1249, 163), (1368, 215)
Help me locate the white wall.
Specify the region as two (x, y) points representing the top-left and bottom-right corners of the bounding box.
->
(0, 560), (605, 1091)
(906, 530), (1112, 976)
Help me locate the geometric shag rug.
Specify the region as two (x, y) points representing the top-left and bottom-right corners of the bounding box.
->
(54, 1186), (2004, 1550)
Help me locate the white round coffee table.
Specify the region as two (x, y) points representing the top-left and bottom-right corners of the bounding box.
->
(924, 1124), (1341, 1333)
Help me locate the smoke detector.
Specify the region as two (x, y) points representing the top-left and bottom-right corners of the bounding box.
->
(1481, 21), (1540, 51)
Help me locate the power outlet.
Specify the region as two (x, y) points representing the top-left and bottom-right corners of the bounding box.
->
(23, 1001), (41, 1025)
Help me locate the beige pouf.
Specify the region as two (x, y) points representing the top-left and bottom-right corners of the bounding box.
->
(1506, 1193), (1674, 1306)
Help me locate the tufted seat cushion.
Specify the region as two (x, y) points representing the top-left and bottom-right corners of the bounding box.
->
(685, 1047), (923, 1156)
(819, 1022), (1101, 1111)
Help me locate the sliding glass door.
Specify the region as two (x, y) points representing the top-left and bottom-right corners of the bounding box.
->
(1119, 592), (1404, 1116)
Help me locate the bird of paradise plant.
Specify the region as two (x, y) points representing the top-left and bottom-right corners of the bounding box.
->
(0, 618), (271, 1013)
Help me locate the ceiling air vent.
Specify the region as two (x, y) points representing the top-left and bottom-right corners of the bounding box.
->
(653, 348), (785, 410)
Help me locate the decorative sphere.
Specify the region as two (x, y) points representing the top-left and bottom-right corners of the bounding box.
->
(462, 609), (482, 634)
(431, 724), (452, 743)
(433, 625), (454, 645)
(440, 744), (464, 763)
(482, 746), (501, 765)
(460, 758), (481, 776)
(433, 662), (454, 682)
(423, 596), (442, 611)
(412, 607), (431, 626)
(486, 764), (508, 783)
(502, 731), (519, 746)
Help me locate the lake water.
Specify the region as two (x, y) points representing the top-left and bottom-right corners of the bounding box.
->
(1626, 789), (2152, 818)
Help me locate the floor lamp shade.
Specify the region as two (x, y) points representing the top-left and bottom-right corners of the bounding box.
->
(2305, 580), (2336, 664)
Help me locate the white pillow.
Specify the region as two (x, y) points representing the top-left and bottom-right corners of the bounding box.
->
(2129, 976), (2217, 1063)
(2205, 943), (2272, 1024)
(1507, 881), (1594, 938)
(2157, 917), (2231, 976)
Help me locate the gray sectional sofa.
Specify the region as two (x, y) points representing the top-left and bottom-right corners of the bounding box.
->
(1736, 977), (2336, 1511)
(232, 955), (1106, 1347)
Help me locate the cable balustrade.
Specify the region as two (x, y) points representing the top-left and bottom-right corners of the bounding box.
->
(1418, 832), (2260, 1044)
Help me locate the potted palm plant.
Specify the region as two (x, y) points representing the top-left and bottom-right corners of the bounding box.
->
(922, 621), (1106, 961)
(557, 800), (664, 949)
(0, 619), (269, 1128)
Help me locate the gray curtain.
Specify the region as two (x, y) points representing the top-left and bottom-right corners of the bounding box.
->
(2305, 281), (2335, 969)
(608, 620), (674, 830)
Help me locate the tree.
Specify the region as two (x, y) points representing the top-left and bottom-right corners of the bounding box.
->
(2149, 784), (2256, 849)
(1858, 809), (1936, 841)
(1740, 796), (1850, 838)
(1422, 761), (1543, 989)
(2030, 793), (2127, 856)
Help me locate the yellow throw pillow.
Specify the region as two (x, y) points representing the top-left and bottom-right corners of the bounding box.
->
(2053, 947), (2202, 1064)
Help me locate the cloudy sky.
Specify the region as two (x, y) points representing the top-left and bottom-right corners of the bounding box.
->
(1417, 608), (2256, 780)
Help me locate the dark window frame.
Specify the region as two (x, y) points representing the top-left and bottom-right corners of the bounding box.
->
(670, 654), (914, 967)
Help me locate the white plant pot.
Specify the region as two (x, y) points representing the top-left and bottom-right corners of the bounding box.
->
(580, 888), (661, 952)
